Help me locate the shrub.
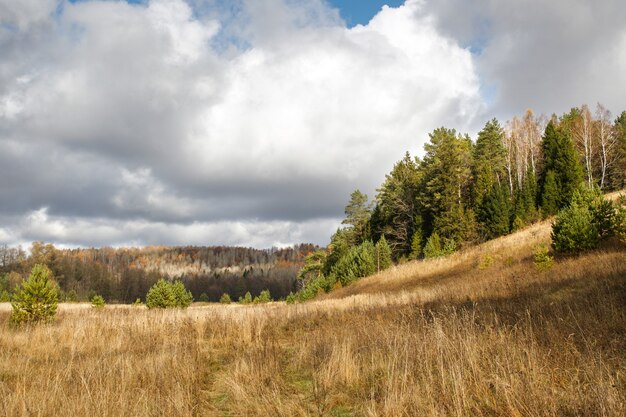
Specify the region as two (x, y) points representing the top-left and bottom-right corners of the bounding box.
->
(550, 187), (614, 254)
(615, 199), (626, 244)
(198, 292), (210, 303)
(219, 293), (232, 304)
(478, 254), (493, 270)
(239, 291), (252, 304)
(285, 292), (296, 304)
(533, 245), (554, 271)
(552, 201), (598, 254)
(10, 264), (58, 326)
(253, 290), (272, 304)
(423, 233), (456, 259)
(90, 294), (106, 309)
(145, 279), (193, 309)
(132, 298), (143, 307)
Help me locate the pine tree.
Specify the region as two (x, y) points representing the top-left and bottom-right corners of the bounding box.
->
(145, 279), (192, 309)
(342, 190), (372, 246)
(551, 198), (599, 253)
(219, 293), (231, 304)
(11, 264), (58, 325)
(472, 118), (507, 209)
(613, 111), (626, 189)
(541, 170), (559, 217)
(479, 183), (512, 239)
(540, 120), (583, 210)
(421, 128), (475, 244)
(373, 152), (422, 258)
(375, 235), (392, 272)
(409, 230), (422, 259)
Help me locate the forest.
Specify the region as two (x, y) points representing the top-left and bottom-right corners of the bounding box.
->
(0, 243), (315, 303)
(293, 104), (626, 300)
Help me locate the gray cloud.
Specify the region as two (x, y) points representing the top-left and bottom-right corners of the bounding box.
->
(1, 0), (486, 248)
(423, 0), (626, 119)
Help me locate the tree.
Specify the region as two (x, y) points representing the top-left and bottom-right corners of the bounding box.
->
(373, 152), (422, 258)
(550, 187), (615, 254)
(540, 120), (583, 210)
(613, 111), (626, 189)
(551, 199), (599, 254)
(541, 170), (559, 217)
(145, 279), (192, 309)
(420, 128), (476, 244)
(375, 235), (392, 272)
(253, 289), (272, 304)
(219, 293), (231, 304)
(595, 104), (618, 189)
(11, 264), (58, 326)
(90, 294), (105, 309)
(472, 118), (507, 208)
(479, 183), (512, 239)
(342, 190), (372, 246)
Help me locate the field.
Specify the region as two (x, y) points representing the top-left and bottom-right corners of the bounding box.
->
(1, 219), (625, 416)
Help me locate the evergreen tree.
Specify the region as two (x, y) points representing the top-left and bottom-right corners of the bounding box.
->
(479, 183), (512, 239)
(11, 264), (58, 325)
(323, 228), (351, 275)
(342, 190), (372, 246)
(145, 279), (192, 309)
(540, 120), (583, 210)
(373, 152), (422, 258)
(420, 128), (476, 244)
(472, 119), (507, 208)
(541, 170), (559, 217)
(375, 235), (392, 272)
(409, 230), (422, 259)
(551, 199), (599, 254)
(613, 111), (626, 189)
(219, 293), (231, 304)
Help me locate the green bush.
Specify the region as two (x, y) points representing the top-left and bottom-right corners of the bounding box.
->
(145, 279), (193, 309)
(239, 291), (252, 304)
(616, 199), (626, 244)
(132, 298), (143, 307)
(533, 245), (554, 271)
(551, 200), (598, 254)
(198, 292), (210, 303)
(253, 290), (272, 304)
(423, 232), (456, 259)
(550, 188), (616, 254)
(90, 294), (105, 309)
(219, 293), (232, 304)
(10, 264), (58, 326)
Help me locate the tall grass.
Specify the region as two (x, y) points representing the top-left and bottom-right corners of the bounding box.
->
(1, 219), (624, 416)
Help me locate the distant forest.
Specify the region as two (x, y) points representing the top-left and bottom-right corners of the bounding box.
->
(0, 243), (316, 302)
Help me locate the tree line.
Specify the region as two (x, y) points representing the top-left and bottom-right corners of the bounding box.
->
(0, 243), (316, 303)
(292, 104), (626, 300)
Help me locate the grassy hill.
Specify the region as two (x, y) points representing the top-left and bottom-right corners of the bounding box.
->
(1, 217), (624, 416)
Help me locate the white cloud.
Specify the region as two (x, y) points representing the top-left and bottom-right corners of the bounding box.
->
(0, 0), (483, 248)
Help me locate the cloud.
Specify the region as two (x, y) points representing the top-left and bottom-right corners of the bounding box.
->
(0, 0), (483, 248)
(423, 0), (626, 118)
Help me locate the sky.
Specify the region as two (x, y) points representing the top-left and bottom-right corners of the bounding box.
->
(0, 0), (625, 249)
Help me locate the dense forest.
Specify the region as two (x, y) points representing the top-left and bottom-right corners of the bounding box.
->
(0, 243), (316, 302)
(292, 104), (626, 301)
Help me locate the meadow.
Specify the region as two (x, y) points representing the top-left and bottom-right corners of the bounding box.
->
(1, 218), (625, 416)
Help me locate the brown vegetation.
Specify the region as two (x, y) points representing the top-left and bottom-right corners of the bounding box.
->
(1, 219), (625, 416)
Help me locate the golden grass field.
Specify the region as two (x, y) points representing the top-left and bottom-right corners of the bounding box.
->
(1, 217), (625, 416)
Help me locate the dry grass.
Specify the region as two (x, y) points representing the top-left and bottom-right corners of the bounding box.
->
(1, 219), (625, 416)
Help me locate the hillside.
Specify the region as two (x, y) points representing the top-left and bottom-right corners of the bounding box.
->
(1, 219), (625, 416)
(0, 244), (316, 303)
